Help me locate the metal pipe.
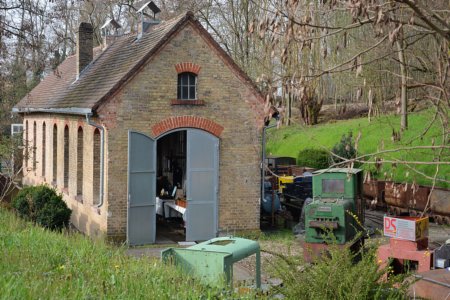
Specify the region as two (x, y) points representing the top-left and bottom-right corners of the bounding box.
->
(86, 113), (104, 208)
(413, 274), (450, 289)
(256, 250), (261, 289)
(261, 123), (277, 204)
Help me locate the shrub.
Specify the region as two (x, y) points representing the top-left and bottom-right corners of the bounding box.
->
(331, 131), (359, 167)
(12, 185), (71, 230)
(268, 242), (408, 299)
(297, 148), (331, 169)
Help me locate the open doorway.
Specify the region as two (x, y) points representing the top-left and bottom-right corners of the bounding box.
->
(127, 129), (219, 245)
(156, 130), (187, 243)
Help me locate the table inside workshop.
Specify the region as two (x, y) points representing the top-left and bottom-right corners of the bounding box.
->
(156, 197), (186, 220)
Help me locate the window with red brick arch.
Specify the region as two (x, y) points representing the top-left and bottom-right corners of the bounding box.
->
(177, 72), (197, 100)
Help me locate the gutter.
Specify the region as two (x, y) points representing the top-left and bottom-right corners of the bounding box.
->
(12, 107), (92, 115)
(86, 113), (105, 208)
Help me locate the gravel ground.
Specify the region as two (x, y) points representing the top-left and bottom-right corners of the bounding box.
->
(126, 210), (449, 289)
(234, 238), (302, 284)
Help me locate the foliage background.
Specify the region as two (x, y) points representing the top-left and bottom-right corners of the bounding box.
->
(267, 110), (449, 189)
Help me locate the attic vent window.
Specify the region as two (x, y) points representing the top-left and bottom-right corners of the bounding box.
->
(177, 72), (197, 100)
(172, 63), (203, 105)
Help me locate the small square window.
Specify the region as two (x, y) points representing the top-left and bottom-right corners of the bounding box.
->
(177, 72), (197, 100)
(322, 179), (345, 194)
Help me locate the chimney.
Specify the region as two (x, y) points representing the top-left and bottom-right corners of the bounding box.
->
(136, 1), (161, 39)
(137, 19), (160, 37)
(100, 19), (122, 49)
(76, 22), (93, 77)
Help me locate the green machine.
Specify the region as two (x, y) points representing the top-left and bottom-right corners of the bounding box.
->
(162, 237), (261, 288)
(305, 168), (364, 244)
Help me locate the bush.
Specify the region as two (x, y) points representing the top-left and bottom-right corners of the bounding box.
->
(12, 185), (71, 230)
(268, 242), (408, 299)
(297, 148), (331, 169)
(331, 131), (359, 167)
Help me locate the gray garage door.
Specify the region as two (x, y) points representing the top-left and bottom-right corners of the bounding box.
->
(186, 129), (219, 242)
(127, 131), (156, 245)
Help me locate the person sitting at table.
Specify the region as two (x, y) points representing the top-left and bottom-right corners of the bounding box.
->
(157, 175), (173, 199)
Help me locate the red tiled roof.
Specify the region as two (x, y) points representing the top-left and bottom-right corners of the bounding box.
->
(14, 12), (264, 116)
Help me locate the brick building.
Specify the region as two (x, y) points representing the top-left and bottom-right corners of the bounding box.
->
(13, 12), (265, 244)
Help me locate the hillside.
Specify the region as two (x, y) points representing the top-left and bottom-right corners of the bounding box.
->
(266, 110), (449, 189)
(0, 208), (246, 299)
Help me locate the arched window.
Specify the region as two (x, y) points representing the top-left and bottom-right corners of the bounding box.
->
(53, 124), (57, 183)
(25, 121), (29, 168)
(177, 72), (197, 100)
(93, 129), (101, 205)
(63, 125), (69, 189)
(33, 121), (37, 171)
(77, 127), (83, 197)
(42, 122), (46, 178)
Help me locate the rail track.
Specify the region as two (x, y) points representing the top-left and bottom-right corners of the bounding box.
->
(364, 209), (384, 227)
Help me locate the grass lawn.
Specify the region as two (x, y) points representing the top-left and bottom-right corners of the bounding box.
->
(0, 208), (255, 299)
(266, 110), (449, 188)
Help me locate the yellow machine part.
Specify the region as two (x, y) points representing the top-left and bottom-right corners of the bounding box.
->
(278, 176), (294, 193)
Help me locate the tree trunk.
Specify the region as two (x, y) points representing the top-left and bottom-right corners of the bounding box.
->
(396, 29), (408, 131)
(286, 92), (292, 126)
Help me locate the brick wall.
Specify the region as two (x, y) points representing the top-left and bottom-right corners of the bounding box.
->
(22, 114), (107, 238)
(20, 22), (265, 242)
(99, 23), (264, 241)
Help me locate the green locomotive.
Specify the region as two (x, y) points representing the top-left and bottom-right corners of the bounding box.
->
(305, 168), (364, 244)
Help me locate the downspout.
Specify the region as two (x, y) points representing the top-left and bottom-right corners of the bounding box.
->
(86, 113), (105, 208)
(261, 123), (277, 203)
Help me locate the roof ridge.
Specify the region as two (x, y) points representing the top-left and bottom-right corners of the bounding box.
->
(83, 11), (190, 76)
(141, 11), (191, 36)
(13, 10), (264, 117)
(92, 11), (194, 111)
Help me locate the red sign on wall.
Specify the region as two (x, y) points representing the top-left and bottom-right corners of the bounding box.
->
(384, 217), (397, 236)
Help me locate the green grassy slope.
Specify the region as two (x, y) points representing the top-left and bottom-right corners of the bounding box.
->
(266, 110), (449, 188)
(0, 209), (251, 299)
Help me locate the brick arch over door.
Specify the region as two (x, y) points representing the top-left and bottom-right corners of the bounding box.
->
(151, 116), (224, 138)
